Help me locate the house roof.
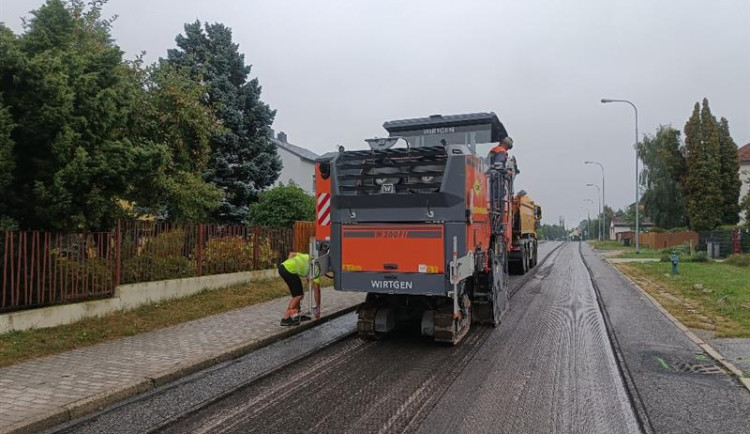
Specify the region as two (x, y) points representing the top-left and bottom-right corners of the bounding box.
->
(610, 217), (654, 227)
(740, 143), (750, 164)
(272, 137), (319, 163)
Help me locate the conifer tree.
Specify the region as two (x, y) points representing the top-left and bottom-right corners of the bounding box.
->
(683, 99), (723, 231)
(717, 117), (741, 224)
(166, 21), (281, 223)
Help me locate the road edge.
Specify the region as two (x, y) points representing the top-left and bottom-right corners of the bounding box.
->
(600, 255), (750, 392)
(3, 304), (361, 434)
(579, 242), (655, 434)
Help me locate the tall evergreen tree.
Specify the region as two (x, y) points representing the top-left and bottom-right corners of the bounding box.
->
(717, 117), (741, 224)
(0, 97), (15, 225)
(683, 99), (723, 231)
(2, 0), (146, 230)
(166, 21), (281, 223)
(638, 126), (687, 228)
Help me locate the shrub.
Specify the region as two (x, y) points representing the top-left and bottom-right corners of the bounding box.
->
(122, 254), (196, 283)
(725, 254), (750, 268)
(54, 256), (114, 295)
(689, 251), (708, 262)
(198, 235), (281, 272)
(249, 184), (315, 227)
(141, 229), (187, 256)
(201, 236), (252, 273)
(122, 229), (196, 283)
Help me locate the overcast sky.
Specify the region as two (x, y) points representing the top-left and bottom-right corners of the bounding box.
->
(2, 0), (749, 227)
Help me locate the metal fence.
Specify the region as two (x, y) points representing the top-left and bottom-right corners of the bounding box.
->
(697, 229), (750, 257)
(1, 231), (117, 312)
(1, 221), (315, 313)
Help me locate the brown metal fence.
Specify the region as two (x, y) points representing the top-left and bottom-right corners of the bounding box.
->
(1, 231), (117, 312)
(1, 221), (314, 313)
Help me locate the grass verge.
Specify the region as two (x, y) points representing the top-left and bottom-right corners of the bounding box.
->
(0, 276), (332, 368)
(589, 240), (693, 259)
(615, 261), (750, 338)
(588, 240), (626, 251)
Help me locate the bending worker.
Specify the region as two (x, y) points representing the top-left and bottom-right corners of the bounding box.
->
(279, 251), (321, 326)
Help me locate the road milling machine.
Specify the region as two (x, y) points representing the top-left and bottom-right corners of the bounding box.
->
(313, 113), (526, 344)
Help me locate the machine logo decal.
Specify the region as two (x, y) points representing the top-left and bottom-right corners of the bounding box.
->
(422, 127), (455, 135)
(381, 184), (395, 194)
(371, 280), (414, 290)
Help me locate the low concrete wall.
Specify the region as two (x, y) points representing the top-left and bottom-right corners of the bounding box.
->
(0, 269), (278, 334)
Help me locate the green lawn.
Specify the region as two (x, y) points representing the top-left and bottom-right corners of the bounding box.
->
(589, 240), (685, 259)
(588, 240), (626, 251)
(617, 261), (750, 337)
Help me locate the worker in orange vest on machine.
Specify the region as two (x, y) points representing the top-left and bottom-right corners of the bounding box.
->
(279, 251), (321, 326)
(488, 136), (514, 168)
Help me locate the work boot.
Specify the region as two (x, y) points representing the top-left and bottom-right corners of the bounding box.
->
(280, 316), (301, 326)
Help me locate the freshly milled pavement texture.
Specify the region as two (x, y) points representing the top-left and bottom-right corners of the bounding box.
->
(418, 242), (639, 434)
(49, 242), (750, 433)
(159, 242), (636, 434)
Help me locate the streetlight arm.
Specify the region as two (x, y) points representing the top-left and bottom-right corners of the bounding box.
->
(601, 97), (640, 252)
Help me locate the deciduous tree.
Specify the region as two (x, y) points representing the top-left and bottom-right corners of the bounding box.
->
(124, 60), (225, 221)
(638, 126), (687, 228)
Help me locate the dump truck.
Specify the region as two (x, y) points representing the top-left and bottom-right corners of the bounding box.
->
(313, 113), (521, 344)
(509, 192), (542, 274)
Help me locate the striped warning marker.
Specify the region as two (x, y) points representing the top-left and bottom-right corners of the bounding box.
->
(317, 193), (331, 226)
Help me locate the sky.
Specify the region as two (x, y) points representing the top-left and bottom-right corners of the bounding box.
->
(2, 0), (749, 227)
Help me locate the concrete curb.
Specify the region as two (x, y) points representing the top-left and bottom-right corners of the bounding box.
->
(1, 303), (361, 434)
(597, 254), (750, 393)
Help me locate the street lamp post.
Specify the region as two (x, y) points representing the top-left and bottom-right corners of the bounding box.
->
(601, 98), (639, 253)
(586, 184), (601, 240)
(585, 161), (605, 239)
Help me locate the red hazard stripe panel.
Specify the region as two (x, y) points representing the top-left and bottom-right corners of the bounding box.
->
(317, 193), (331, 226)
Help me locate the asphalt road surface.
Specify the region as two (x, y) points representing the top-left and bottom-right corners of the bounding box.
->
(54, 241), (750, 434)
(155, 241), (639, 434)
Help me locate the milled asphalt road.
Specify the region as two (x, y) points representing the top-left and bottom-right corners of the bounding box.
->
(580, 243), (750, 434)
(417, 242), (639, 434)
(49, 241), (750, 433)
(160, 241), (636, 434)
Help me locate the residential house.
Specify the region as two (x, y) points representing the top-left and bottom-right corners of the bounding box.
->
(740, 143), (750, 223)
(270, 131), (319, 194)
(609, 217), (655, 240)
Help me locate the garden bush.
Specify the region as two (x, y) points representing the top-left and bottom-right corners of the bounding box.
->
(725, 254), (750, 268)
(122, 229), (196, 283)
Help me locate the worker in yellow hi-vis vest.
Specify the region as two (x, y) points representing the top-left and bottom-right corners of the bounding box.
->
(279, 251), (321, 326)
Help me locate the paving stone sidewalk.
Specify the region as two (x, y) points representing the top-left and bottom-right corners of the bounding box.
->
(0, 288), (364, 434)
